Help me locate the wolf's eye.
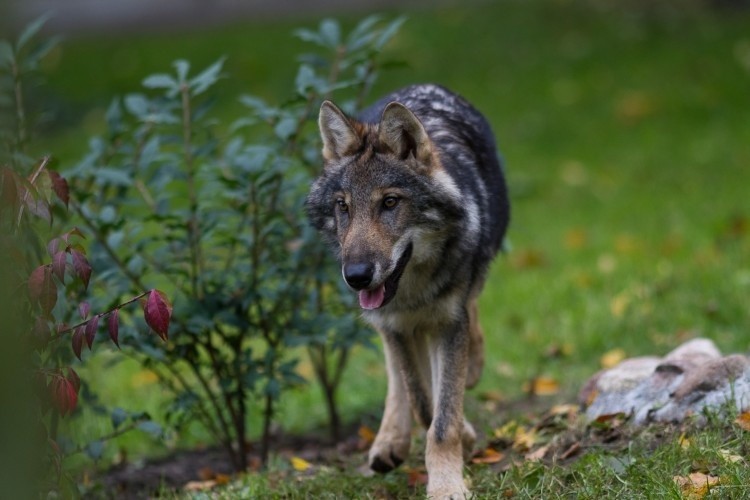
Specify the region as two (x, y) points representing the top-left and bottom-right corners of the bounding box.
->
(383, 196), (399, 210)
(336, 198), (348, 212)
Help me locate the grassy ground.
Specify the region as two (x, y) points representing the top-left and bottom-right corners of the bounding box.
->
(28, 0), (750, 496)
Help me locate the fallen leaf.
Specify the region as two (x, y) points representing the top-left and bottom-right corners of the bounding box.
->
(718, 449), (743, 464)
(559, 442), (581, 460)
(493, 421), (519, 442)
(478, 390), (505, 402)
(184, 480), (216, 491)
(214, 473), (231, 485)
(290, 456), (311, 471)
(358, 425), (376, 446)
(548, 404), (579, 418)
(198, 466), (215, 481)
(471, 447), (504, 464)
(524, 444), (549, 462)
(734, 411), (750, 431)
(405, 466), (428, 487)
(609, 292), (629, 318)
(523, 376), (560, 396)
(564, 227), (587, 250)
(512, 426), (539, 452)
(678, 432), (690, 450)
(600, 348), (626, 369)
(673, 472), (720, 499)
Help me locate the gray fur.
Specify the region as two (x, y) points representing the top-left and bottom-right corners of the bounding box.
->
(306, 84), (510, 498)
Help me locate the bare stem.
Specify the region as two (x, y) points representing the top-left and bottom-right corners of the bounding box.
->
(15, 156), (50, 228)
(180, 84), (204, 300)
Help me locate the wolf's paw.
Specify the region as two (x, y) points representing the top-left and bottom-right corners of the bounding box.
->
(368, 436), (410, 473)
(427, 481), (472, 499)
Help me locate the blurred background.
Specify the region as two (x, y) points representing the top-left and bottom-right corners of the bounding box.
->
(2, 0), (749, 496)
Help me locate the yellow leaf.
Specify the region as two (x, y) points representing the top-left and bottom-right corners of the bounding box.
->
(673, 473), (720, 499)
(548, 404), (580, 419)
(734, 411), (750, 431)
(358, 425), (376, 446)
(600, 348), (627, 369)
(564, 228), (587, 250)
(609, 291), (630, 318)
(678, 432), (690, 450)
(522, 376), (560, 396)
(493, 421), (518, 441)
(718, 449), (743, 464)
(512, 426), (539, 452)
(290, 456), (312, 471)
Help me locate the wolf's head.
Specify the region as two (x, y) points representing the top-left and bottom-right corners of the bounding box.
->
(306, 100), (463, 311)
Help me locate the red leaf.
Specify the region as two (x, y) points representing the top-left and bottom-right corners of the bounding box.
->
(78, 301), (90, 320)
(143, 290), (172, 340)
(28, 265), (57, 314)
(54, 377), (78, 416)
(67, 367), (81, 393)
(47, 170), (69, 208)
(52, 251), (67, 283)
(108, 309), (120, 348)
(85, 315), (99, 349)
(47, 237), (61, 257)
(72, 327), (84, 360)
(71, 251), (92, 290)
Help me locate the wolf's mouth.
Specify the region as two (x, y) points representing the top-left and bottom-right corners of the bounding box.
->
(358, 242), (413, 310)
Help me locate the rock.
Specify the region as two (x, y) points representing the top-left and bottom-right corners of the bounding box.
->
(581, 338), (750, 424)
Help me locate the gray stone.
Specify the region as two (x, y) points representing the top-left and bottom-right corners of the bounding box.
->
(581, 338), (750, 424)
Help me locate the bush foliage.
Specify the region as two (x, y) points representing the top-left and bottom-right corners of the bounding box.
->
(67, 15), (404, 470)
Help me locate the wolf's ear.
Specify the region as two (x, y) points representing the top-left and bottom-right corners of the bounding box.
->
(378, 102), (433, 166)
(319, 101), (360, 161)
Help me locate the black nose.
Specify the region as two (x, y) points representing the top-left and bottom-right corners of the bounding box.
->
(343, 262), (374, 290)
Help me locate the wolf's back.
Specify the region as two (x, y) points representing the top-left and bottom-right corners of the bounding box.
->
(360, 84), (509, 266)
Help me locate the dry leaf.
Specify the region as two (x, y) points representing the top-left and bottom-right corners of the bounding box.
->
(512, 426), (539, 452)
(290, 456), (312, 471)
(673, 472), (720, 499)
(523, 376), (560, 396)
(600, 348), (626, 369)
(471, 447), (504, 464)
(678, 432), (690, 450)
(358, 425), (376, 447)
(493, 421), (518, 441)
(405, 466), (428, 487)
(184, 480), (217, 491)
(718, 449), (743, 464)
(564, 228), (587, 250)
(548, 404), (579, 418)
(524, 444), (549, 462)
(198, 466), (215, 481)
(214, 473), (231, 485)
(734, 411), (750, 431)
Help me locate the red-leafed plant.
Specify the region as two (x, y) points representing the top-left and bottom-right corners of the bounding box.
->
(0, 18), (173, 496)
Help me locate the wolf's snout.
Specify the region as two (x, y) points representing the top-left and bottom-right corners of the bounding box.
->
(343, 262), (375, 290)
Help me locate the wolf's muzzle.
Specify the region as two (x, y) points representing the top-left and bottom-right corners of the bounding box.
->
(343, 262), (375, 290)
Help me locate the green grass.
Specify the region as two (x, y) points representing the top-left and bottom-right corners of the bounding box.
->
(30, 0), (750, 496)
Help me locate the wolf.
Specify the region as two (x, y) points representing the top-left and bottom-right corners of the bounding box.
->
(306, 84), (509, 498)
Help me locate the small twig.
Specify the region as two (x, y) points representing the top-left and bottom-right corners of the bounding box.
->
(16, 156), (50, 227)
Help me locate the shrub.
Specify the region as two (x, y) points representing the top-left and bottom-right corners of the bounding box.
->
(69, 15), (404, 469)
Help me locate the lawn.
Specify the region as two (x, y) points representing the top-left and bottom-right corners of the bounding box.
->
(23, 0), (750, 496)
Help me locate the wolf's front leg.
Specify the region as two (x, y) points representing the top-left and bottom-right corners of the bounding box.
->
(368, 330), (414, 473)
(425, 323), (472, 499)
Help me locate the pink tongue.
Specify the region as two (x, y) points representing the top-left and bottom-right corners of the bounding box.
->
(359, 285), (386, 310)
